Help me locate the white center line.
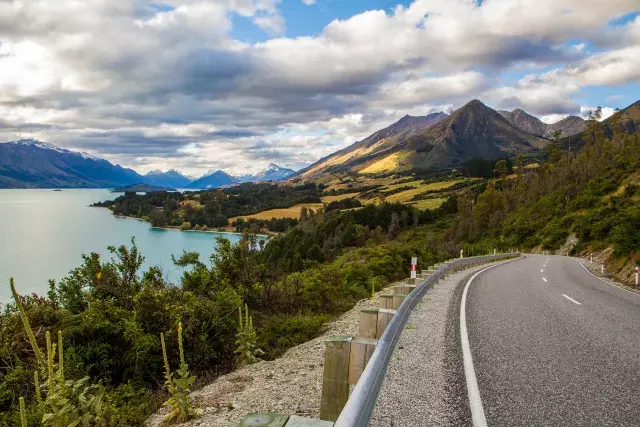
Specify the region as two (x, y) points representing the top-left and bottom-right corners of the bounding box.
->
(543, 277), (548, 282)
(562, 294), (582, 305)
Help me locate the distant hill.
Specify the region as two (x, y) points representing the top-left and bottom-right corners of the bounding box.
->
(0, 139), (143, 188)
(112, 183), (176, 193)
(498, 109), (586, 138)
(144, 169), (191, 188)
(186, 170), (237, 189)
(296, 112), (448, 179)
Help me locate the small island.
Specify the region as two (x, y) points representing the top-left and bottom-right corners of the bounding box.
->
(111, 183), (176, 193)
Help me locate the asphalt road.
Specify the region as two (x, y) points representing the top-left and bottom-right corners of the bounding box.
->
(465, 255), (640, 426)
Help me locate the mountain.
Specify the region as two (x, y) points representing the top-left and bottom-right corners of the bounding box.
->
(498, 109), (548, 137)
(186, 170), (237, 189)
(298, 101), (547, 178)
(499, 109), (586, 139)
(546, 116), (587, 138)
(296, 112), (448, 179)
(238, 164), (295, 182)
(144, 169), (191, 188)
(0, 139), (143, 188)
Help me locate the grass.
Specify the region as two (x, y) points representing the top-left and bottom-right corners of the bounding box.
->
(408, 198), (447, 210)
(359, 153), (402, 174)
(382, 180), (466, 204)
(320, 192), (361, 203)
(229, 203), (324, 221)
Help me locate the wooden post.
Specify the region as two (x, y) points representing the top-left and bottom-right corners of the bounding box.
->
(285, 415), (334, 426)
(358, 308), (378, 339)
(392, 294), (407, 310)
(379, 294), (393, 309)
(238, 413), (289, 427)
(320, 336), (352, 422)
(393, 285), (405, 295)
(376, 309), (396, 339)
(348, 337), (378, 385)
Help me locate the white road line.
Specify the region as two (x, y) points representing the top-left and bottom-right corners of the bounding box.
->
(543, 278), (548, 283)
(576, 260), (639, 297)
(460, 257), (521, 427)
(562, 294), (582, 305)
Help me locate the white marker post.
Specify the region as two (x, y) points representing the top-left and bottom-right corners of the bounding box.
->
(494, 248), (496, 255)
(635, 266), (638, 290)
(410, 257), (417, 279)
(590, 254), (593, 264)
(460, 249), (464, 259)
(601, 262), (605, 275)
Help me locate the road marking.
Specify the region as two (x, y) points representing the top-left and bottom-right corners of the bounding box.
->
(541, 269), (544, 273)
(576, 260), (639, 298)
(460, 257), (521, 427)
(543, 278), (548, 282)
(562, 294), (582, 305)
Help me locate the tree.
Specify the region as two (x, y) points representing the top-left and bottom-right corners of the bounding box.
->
(388, 213), (400, 239)
(494, 160), (508, 178)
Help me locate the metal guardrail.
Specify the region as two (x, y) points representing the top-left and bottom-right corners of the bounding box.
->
(334, 253), (520, 427)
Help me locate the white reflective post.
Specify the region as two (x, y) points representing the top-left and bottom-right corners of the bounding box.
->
(410, 257), (417, 279)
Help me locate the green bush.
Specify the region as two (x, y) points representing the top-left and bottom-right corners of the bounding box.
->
(257, 314), (330, 360)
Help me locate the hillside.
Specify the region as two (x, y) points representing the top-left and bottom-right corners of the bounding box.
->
(498, 109), (586, 138)
(296, 112), (447, 179)
(238, 164), (295, 182)
(561, 100), (640, 150)
(0, 139), (143, 188)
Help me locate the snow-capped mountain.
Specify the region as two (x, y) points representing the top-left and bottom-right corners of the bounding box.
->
(143, 169), (192, 188)
(185, 170), (238, 189)
(237, 164), (295, 182)
(0, 139), (143, 188)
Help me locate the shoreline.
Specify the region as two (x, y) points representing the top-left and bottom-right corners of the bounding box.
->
(94, 207), (274, 238)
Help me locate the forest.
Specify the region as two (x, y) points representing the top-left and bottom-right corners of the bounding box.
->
(3, 115), (639, 426)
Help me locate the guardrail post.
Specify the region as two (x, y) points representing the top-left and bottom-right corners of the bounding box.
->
(359, 309), (378, 339)
(379, 294), (393, 309)
(392, 294), (407, 310)
(376, 309), (396, 339)
(238, 413), (289, 426)
(348, 337), (377, 385)
(320, 336), (352, 422)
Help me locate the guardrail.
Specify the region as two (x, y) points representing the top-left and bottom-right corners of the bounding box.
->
(333, 252), (520, 427)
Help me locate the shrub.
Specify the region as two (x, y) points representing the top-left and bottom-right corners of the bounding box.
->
(160, 322), (197, 424)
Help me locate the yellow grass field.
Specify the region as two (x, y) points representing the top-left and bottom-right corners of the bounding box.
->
(229, 203), (324, 222)
(320, 192), (361, 203)
(383, 179), (465, 203)
(409, 198), (447, 210)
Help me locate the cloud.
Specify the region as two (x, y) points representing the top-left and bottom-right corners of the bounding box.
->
(301, 0), (316, 5)
(0, 0), (638, 175)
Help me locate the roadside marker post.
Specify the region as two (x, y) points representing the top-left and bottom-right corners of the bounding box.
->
(635, 266), (638, 290)
(460, 249), (464, 259)
(410, 257), (417, 279)
(590, 254), (593, 264)
(601, 262), (605, 275)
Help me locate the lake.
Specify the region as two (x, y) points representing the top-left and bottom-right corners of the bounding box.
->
(0, 189), (244, 303)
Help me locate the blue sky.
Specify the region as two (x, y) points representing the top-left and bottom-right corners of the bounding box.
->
(0, 0), (638, 176)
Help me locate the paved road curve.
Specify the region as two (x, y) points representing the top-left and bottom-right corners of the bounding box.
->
(465, 255), (640, 426)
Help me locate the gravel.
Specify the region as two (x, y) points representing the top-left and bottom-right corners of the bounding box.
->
(146, 282), (404, 427)
(369, 265), (490, 427)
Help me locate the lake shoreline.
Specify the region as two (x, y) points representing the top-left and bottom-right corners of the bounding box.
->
(97, 208), (275, 238)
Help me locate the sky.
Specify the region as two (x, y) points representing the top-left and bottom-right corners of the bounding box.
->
(0, 0), (639, 177)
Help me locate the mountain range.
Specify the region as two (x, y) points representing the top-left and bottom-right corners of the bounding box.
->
(0, 140), (296, 189)
(3, 99), (637, 188)
(498, 109), (586, 139)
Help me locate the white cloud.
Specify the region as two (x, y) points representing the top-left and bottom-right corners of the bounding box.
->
(302, 0), (316, 5)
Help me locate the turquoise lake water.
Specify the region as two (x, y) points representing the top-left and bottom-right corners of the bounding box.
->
(0, 189), (243, 303)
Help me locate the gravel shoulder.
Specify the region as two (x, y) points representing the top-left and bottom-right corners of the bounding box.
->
(369, 265), (492, 427)
(146, 283), (403, 427)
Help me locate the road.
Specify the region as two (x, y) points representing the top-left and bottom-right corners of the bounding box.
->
(464, 254), (640, 426)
